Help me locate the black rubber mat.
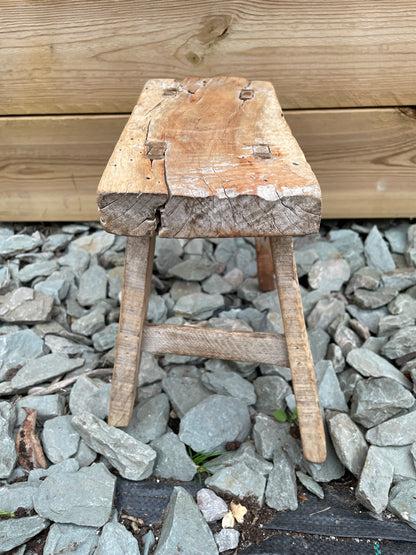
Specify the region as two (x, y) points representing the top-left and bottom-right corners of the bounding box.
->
(116, 477), (416, 554)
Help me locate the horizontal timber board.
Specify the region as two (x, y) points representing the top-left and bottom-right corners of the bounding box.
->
(1, 107), (416, 222)
(1, 0), (416, 114)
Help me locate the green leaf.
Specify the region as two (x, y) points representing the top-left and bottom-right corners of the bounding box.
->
(291, 407), (298, 420)
(273, 409), (288, 422)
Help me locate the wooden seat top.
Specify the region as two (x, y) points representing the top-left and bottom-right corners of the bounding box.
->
(98, 77), (321, 238)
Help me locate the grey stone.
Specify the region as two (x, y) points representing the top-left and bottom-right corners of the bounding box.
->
(77, 265), (107, 306)
(162, 376), (212, 418)
(378, 313), (415, 336)
(184, 238), (206, 257)
(0, 482), (38, 512)
(147, 292), (168, 323)
(354, 287), (398, 309)
(265, 449), (298, 511)
(0, 287), (54, 324)
(223, 267), (244, 291)
(388, 294), (416, 318)
(11, 354), (84, 390)
(214, 528), (240, 552)
(362, 336), (389, 354)
(34, 277), (70, 304)
(327, 411), (368, 478)
(167, 259), (217, 281)
(201, 367), (256, 405)
(308, 259), (350, 291)
(107, 265), (124, 300)
(95, 522), (140, 555)
(214, 239), (237, 265)
(206, 316), (252, 332)
(326, 343), (345, 373)
(43, 233), (72, 252)
(0, 267), (12, 295)
(389, 479), (416, 529)
(29, 458), (80, 485)
(308, 328), (331, 363)
(236, 278), (260, 303)
(379, 445), (416, 482)
(295, 247), (318, 277)
(364, 225), (396, 273)
(350, 378), (415, 428)
(0, 234), (42, 257)
(202, 273), (233, 295)
(347, 306), (387, 335)
(18, 260), (58, 283)
(70, 231), (114, 255)
(42, 415), (80, 464)
(74, 439), (97, 468)
(315, 360), (348, 411)
(252, 290), (281, 313)
(0, 329), (44, 381)
(366, 411), (416, 447)
(345, 267), (381, 296)
(44, 334), (94, 356)
(382, 326), (416, 360)
(333, 324), (362, 355)
(405, 224), (416, 267)
(306, 297), (345, 329)
(0, 402), (17, 478)
(154, 237), (183, 275)
(138, 352), (166, 386)
(206, 442), (273, 477)
(382, 268), (416, 291)
(92, 322), (119, 351)
(205, 461), (266, 506)
(62, 224), (89, 234)
(346, 348), (411, 389)
(301, 289), (329, 317)
(356, 446), (394, 513)
(174, 292), (224, 320)
(168, 364), (201, 378)
(71, 305), (106, 336)
(34, 462), (115, 526)
(44, 523), (99, 555)
(154, 486), (218, 555)
(296, 471), (325, 499)
(304, 422), (345, 482)
(72, 412), (156, 480)
(150, 431), (197, 481)
(142, 530), (155, 555)
(253, 376), (292, 416)
(0, 516), (49, 552)
(179, 395), (251, 452)
(349, 318), (371, 341)
(227, 243), (257, 277)
(170, 280), (201, 302)
(259, 363), (292, 381)
(123, 393), (169, 444)
(59, 249), (90, 276)
(385, 222), (410, 254)
(328, 228), (364, 259)
(197, 488), (228, 522)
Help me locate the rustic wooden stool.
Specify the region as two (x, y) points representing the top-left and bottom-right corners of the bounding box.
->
(97, 77), (326, 463)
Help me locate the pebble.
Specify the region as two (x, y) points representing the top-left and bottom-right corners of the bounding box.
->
(92, 322), (119, 351)
(69, 376), (111, 419)
(77, 265), (107, 306)
(385, 222), (410, 254)
(364, 225), (396, 273)
(179, 394), (251, 452)
(356, 446), (394, 514)
(296, 471), (325, 499)
(0, 287), (54, 324)
(43, 523), (99, 555)
(350, 377), (415, 428)
(154, 486), (218, 555)
(326, 343), (345, 373)
(70, 230), (114, 255)
(345, 266), (380, 296)
(265, 449), (298, 511)
(34, 277), (70, 304)
(405, 224), (416, 267)
(150, 431), (197, 481)
(95, 521), (140, 555)
(202, 273), (233, 295)
(41, 415), (80, 464)
(162, 376), (212, 418)
(29, 458), (80, 485)
(0, 516), (50, 553)
(138, 351), (166, 386)
(107, 266), (124, 300)
(378, 313), (415, 336)
(74, 439), (97, 468)
(252, 413), (303, 467)
(123, 393), (169, 444)
(366, 411), (416, 447)
(167, 259), (218, 281)
(382, 268), (416, 291)
(327, 411), (368, 478)
(347, 304), (388, 334)
(346, 348), (411, 389)
(388, 293), (416, 318)
(206, 442), (273, 477)
(295, 247), (319, 277)
(253, 375), (292, 415)
(306, 296), (345, 329)
(304, 421), (345, 482)
(206, 461), (266, 506)
(379, 445), (416, 481)
(381, 325), (416, 360)
(388, 479), (416, 530)
(308, 328), (331, 363)
(214, 528), (240, 552)
(59, 249), (90, 276)
(315, 360), (348, 411)
(147, 292), (168, 322)
(197, 488), (228, 522)
(71, 304), (106, 336)
(328, 229), (364, 272)
(18, 260), (58, 283)
(11, 353), (84, 390)
(72, 412), (156, 480)
(0, 234), (42, 257)
(308, 259), (350, 291)
(0, 328), (44, 381)
(174, 292), (224, 320)
(201, 367), (256, 405)
(354, 287), (398, 309)
(34, 462), (116, 526)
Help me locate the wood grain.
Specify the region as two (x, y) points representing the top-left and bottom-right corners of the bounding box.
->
(108, 235), (155, 427)
(270, 236), (326, 463)
(142, 323), (289, 365)
(98, 77), (321, 237)
(1, 108), (416, 221)
(2, 1), (416, 114)
(255, 238), (275, 292)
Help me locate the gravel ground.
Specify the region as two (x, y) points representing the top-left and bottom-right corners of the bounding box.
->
(1, 219), (416, 553)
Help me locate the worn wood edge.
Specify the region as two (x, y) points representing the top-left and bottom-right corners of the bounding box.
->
(141, 323), (289, 366)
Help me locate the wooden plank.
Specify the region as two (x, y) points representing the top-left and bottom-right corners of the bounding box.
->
(98, 77), (321, 238)
(141, 323), (289, 366)
(270, 236), (326, 463)
(1, 1), (416, 114)
(108, 235), (155, 427)
(1, 108), (416, 221)
(255, 238), (275, 292)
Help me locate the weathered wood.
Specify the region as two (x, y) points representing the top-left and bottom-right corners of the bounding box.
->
(255, 238), (275, 292)
(270, 236), (326, 463)
(2, 108), (416, 222)
(141, 323), (289, 366)
(98, 77), (321, 238)
(108, 235), (155, 427)
(2, 1), (416, 114)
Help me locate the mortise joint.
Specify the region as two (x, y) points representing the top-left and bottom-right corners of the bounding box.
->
(163, 88), (178, 97)
(239, 89), (254, 100)
(252, 144), (272, 159)
(145, 140), (167, 160)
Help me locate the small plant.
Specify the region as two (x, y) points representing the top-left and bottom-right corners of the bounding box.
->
(0, 511), (15, 518)
(273, 406), (298, 423)
(187, 446), (228, 483)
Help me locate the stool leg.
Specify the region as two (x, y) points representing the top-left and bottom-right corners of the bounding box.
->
(108, 235), (155, 427)
(270, 236), (326, 463)
(255, 237), (275, 292)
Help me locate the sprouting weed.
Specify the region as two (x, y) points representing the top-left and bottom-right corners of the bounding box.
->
(273, 406), (298, 423)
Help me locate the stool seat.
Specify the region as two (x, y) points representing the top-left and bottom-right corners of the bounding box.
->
(98, 77), (321, 238)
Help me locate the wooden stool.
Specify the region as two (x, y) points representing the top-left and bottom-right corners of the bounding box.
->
(97, 77), (326, 463)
